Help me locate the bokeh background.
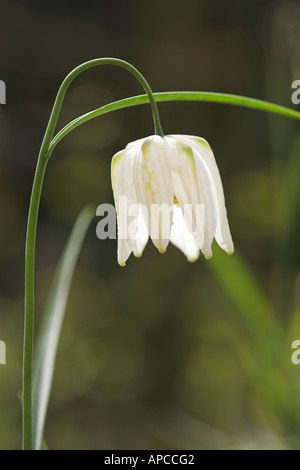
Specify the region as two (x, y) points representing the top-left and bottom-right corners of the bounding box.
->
(0, 0), (300, 450)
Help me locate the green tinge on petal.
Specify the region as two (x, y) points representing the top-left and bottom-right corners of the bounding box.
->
(111, 133), (233, 265)
(169, 134), (233, 257)
(167, 137), (215, 258)
(112, 144), (151, 265)
(117, 235), (132, 266)
(190, 137), (234, 255)
(133, 136), (174, 254)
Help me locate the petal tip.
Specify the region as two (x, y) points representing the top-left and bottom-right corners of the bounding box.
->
(203, 250), (213, 260)
(222, 240), (234, 256)
(187, 255), (199, 263)
(151, 238), (170, 254)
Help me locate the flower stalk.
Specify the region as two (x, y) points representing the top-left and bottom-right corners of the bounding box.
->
(22, 58), (162, 450)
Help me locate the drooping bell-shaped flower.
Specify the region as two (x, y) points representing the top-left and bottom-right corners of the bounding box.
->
(111, 134), (234, 266)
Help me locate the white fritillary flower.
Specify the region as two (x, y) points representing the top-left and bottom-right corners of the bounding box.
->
(111, 134), (234, 266)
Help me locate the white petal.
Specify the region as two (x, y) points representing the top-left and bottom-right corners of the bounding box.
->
(170, 205), (200, 262)
(170, 135), (234, 255)
(111, 147), (148, 265)
(132, 136), (174, 253)
(117, 239), (132, 267)
(127, 203), (149, 258)
(166, 137), (215, 259)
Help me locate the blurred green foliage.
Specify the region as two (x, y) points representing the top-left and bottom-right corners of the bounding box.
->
(0, 0), (299, 450)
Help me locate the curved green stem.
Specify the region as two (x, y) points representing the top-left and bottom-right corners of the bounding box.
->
(49, 91), (300, 153)
(22, 58), (162, 450)
(39, 58), (163, 159)
(23, 157), (48, 450)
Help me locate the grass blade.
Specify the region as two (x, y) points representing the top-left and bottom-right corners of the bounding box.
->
(32, 205), (95, 450)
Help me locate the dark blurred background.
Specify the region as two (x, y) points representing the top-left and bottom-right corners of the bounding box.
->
(0, 0), (300, 450)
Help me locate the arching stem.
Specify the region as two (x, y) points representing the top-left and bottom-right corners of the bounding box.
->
(22, 58), (163, 450)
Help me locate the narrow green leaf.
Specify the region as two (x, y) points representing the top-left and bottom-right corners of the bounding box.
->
(206, 246), (284, 366)
(206, 247), (300, 423)
(32, 205), (95, 450)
